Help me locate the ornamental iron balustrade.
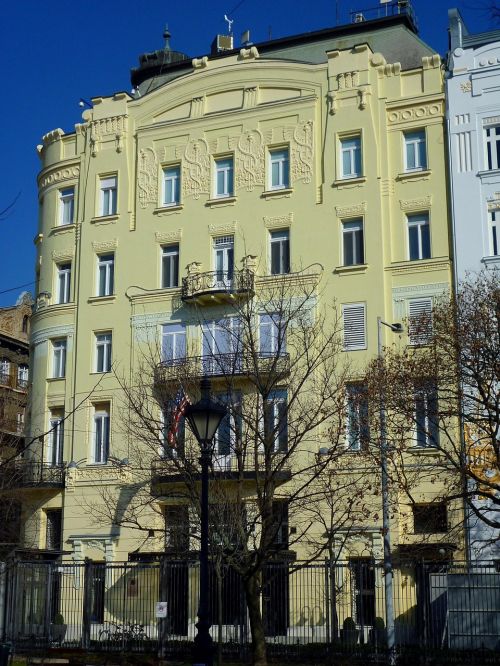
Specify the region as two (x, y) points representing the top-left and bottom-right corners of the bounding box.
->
(0, 461), (65, 488)
(182, 269), (254, 301)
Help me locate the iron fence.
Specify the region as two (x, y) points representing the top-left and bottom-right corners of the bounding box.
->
(2, 559), (500, 660)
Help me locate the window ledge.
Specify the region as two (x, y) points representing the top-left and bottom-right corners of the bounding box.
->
(46, 377), (65, 383)
(206, 196), (237, 207)
(87, 295), (116, 305)
(262, 188), (293, 199)
(334, 264), (368, 275)
(89, 371), (111, 376)
(408, 446), (441, 456)
(50, 223), (76, 235)
(154, 204), (184, 215)
(482, 255), (500, 266)
(90, 214), (119, 225)
(477, 169), (500, 179)
(397, 169), (431, 181)
(333, 177), (366, 187)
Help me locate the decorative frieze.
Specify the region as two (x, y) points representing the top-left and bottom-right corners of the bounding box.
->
(264, 212), (293, 229)
(399, 196), (432, 212)
(208, 222), (237, 235)
(291, 121), (314, 184)
(487, 194), (500, 211)
(235, 129), (265, 191)
(91, 239), (118, 252)
(32, 324), (75, 346)
(335, 202), (366, 218)
(183, 138), (210, 199)
(388, 103), (443, 124)
(52, 249), (75, 262)
(336, 71), (359, 89)
(155, 229), (183, 243)
(138, 147), (158, 209)
(38, 164), (80, 194)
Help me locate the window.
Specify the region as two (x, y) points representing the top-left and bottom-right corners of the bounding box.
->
(0, 358), (10, 385)
(346, 383), (369, 451)
(413, 503), (447, 534)
(264, 390), (288, 453)
(414, 382), (438, 447)
(213, 392), (242, 465)
(22, 315), (29, 334)
(161, 324), (186, 364)
(59, 187), (75, 226)
(342, 218), (364, 266)
(95, 333), (112, 373)
(489, 210), (499, 256)
(213, 236), (234, 284)
(56, 263), (71, 304)
(342, 303), (366, 351)
(163, 165), (181, 206)
(93, 406), (110, 463)
(484, 124), (500, 171)
(270, 501), (289, 548)
(99, 176), (117, 216)
(45, 509), (63, 550)
(214, 157), (234, 198)
(47, 410), (64, 465)
(164, 505), (190, 552)
(270, 230), (290, 275)
(97, 254), (114, 297)
(350, 558), (376, 626)
(52, 339), (67, 379)
(259, 314), (286, 355)
(408, 298), (433, 345)
(407, 213), (431, 261)
(404, 130), (427, 171)
(202, 319), (242, 374)
(161, 245), (179, 289)
(161, 402), (186, 458)
(340, 135), (362, 179)
(17, 364), (28, 388)
(269, 148), (290, 190)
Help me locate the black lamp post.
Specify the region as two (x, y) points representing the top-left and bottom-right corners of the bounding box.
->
(184, 377), (227, 666)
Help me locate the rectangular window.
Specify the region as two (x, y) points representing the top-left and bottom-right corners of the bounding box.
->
(57, 263), (71, 304)
(408, 297), (433, 345)
(489, 210), (499, 256)
(97, 253), (114, 297)
(415, 382), (439, 447)
(404, 130), (427, 171)
(163, 165), (181, 206)
(95, 333), (112, 373)
(47, 410), (64, 465)
(161, 323), (186, 364)
(17, 364), (28, 388)
(213, 392), (242, 464)
(340, 135), (362, 179)
(162, 245), (179, 289)
(46, 509), (63, 550)
(201, 319), (242, 374)
(164, 505), (190, 552)
(408, 213), (431, 261)
(259, 314), (286, 355)
(484, 124), (500, 171)
(270, 501), (289, 548)
(59, 187), (75, 226)
(264, 390), (288, 453)
(342, 303), (366, 351)
(269, 148), (290, 190)
(270, 230), (290, 275)
(342, 218), (364, 266)
(52, 339), (67, 379)
(350, 558), (376, 626)
(100, 176), (117, 216)
(213, 235), (234, 285)
(161, 403), (186, 458)
(413, 503), (447, 534)
(346, 383), (369, 451)
(93, 406), (110, 463)
(214, 157), (234, 198)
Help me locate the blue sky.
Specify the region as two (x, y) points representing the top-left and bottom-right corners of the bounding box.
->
(0, 0), (495, 307)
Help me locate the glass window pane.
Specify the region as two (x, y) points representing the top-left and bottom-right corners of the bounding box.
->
(354, 146), (361, 176)
(421, 223), (431, 259)
(342, 150), (351, 176)
(407, 142), (416, 169)
(409, 226), (420, 260)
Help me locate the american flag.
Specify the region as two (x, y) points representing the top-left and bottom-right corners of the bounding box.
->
(166, 389), (190, 447)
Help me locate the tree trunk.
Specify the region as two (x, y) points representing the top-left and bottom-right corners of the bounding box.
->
(244, 571), (267, 666)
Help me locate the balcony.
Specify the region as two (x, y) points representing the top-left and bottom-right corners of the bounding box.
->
(0, 461), (65, 489)
(182, 269), (254, 304)
(154, 352), (290, 386)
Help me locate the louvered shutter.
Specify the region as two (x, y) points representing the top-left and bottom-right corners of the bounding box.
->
(408, 298), (432, 345)
(343, 304), (366, 351)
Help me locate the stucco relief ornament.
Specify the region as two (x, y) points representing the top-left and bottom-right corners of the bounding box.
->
(138, 147), (158, 209)
(291, 121), (314, 184)
(183, 138), (210, 199)
(235, 129), (265, 191)
(460, 80), (472, 93)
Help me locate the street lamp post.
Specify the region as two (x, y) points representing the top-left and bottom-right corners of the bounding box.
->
(184, 377), (227, 666)
(377, 317), (403, 665)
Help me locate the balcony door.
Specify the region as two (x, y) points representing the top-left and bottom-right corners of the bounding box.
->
(202, 319), (241, 376)
(213, 236), (234, 288)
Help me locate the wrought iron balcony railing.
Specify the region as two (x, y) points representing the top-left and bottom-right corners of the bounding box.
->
(0, 461), (65, 489)
(349, 0), (418, 30)
(181, 269), (254, 302)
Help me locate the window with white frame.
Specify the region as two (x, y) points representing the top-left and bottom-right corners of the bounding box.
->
(0, 358), (10, 385)
(408, 297), (433, 345)
(162, 165), (181, 206)
(202, 319), (242, 374)
(264, 390), (288, 453)
(340, 135), (362, 179)
(99, 176), (117, 216)
(342, 303), (366, 351)
(161, 323), (186, 365)
(404, 130), (427, 171)
(52, 339), (67, 379)
(269, 148), (290, 190)
(59, 187), (75, 226)
(97, 253), (114, 297)
(93, 405), (110, 463)
(414, 382), (438, 447)
(407, 213), (431, 261)
(56, 263), (71, 304)
(213, 236), (234, 284)
(342, 218), (364, 266)
(270, 229), (290, 275)
(489, 210), (499, 256)
(17, 364), (28, 388)
(47, 410), (64, 466)
(484, 124), (500, 171)
(214, 157), (234, 198)
(213, 392), (242, 464)
(95, 332), (112, 373)
(162, 245), (179, 289)
(259, 313), (286, 356)
(345, 383), (369, 451)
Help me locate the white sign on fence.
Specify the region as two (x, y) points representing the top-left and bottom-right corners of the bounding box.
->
(155, 601), (168, 618)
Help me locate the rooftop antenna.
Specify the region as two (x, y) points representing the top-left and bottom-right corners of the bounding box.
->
(224, 14), (234, 33)
(163, 23), (171, 50)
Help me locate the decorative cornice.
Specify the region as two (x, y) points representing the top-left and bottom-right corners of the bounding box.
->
(392, 282), (449, 297)
(91, 239), (118, 252)
(31, 324), (75, 346)
(335, 202), (366, 218)
(263, 212), (293, 229)
(42, 128), (64, 146)
(208, 222), (237, 235)
(131, 312), (174, 329)
(38, 162), (80, 195)
(399, 196), (432, 212)
(155, 229), (183, 243)
(52, 248), (75, 262)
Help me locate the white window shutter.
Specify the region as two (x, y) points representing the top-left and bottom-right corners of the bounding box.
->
(408, 298), (432, 345)
(343, 304), (366, 351)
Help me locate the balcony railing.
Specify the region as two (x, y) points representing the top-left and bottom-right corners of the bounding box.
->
(0, 372), (28, 391)
(0, 461), (65, 489)
(182, 269), (254, 303)
(349, 0), (418, 30)
(154, 351), (290, 384)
